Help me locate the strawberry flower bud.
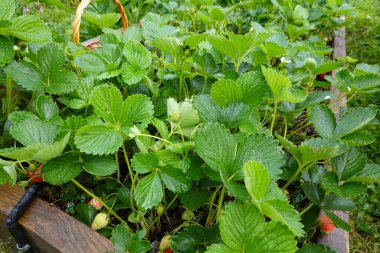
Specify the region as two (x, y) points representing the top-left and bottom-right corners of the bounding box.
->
(304, 57), (317, 70)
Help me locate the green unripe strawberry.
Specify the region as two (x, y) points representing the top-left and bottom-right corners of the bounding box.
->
(157, 204), (165, 216)
(159, 235), (172, 251)
(91, 213), (109, 230)
(182, 209), (195, 221)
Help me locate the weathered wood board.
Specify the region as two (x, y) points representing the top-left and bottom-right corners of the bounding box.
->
(318, 26), (350, 253)
(0, 184), (114, 253)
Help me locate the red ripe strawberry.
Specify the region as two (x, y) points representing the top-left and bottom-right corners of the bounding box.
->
(27, 164), (44, 183)
(163, 249), (173, 253)
(319, 215), (335, 233)
(319, 73), (326, 80)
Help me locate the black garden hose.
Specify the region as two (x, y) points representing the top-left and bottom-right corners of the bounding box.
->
(5, 182), (47, 253)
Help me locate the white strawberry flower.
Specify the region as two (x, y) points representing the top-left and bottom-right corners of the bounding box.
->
(281, 57), (291, 64)
(128, 125), (141, 138)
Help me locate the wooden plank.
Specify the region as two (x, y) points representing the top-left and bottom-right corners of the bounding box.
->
(0, 184), (114, 253)
(318, 26), (349, 253)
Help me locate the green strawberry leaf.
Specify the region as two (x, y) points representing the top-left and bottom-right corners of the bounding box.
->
(261, 200), (305, 237)
(235, 133), (285, 180)
(76, 203), (96, 226)
(131, 153), (159, 174)
(206, 244), (234, 253)
(346, 164), (380, 183)
(82, 12), (121, 29)
(0, 159), (16, 184)
(172, 225), (221, 253)
(276, 134), (302, 164)
(140, 13), (177, 41)
(0, 35), (14, 66)
(341, 130), (375, 146)
(296, 91), (335, 110)
(119, 94), (154, 134)
(219, 103), (251, 129)
(0, 0), (15, 21)
(10, 119), (58, 146)
(314, 61), (343, 75)
(237, 71), (269, 106)
(219, 201), (263, 251)
(260, 42), (287, 59)
(210, 79), (243, 107)
(159, 166), (191, 193)
(5, 43), (77, 94)
(243, 161), (270, 201)
(32, 132), (71, 162)
(0, 144), (46, 162)
(135, 172), (163, 209)
(36, 95), (59, 121)
(81, 155), (117, 176)
(78, 86), (153, 155)
(8, 111), (40, 124)
(208, 31), (269, 70)
(193, 95), (221, 123)
(262, 66), (307, 103)
(75, 44), (122, 79)
(179, 189), (212, 209)
(75, 124), (124, 155)
(298, 138), (347, 165)
(193, 52), (217, 74)
(2, 15), (52, 43)
(194, 122), (235, 175)
(0, 132), (69, 162)
(310, 104), (336, 138)
(321, 172), (366, 197)
(332, 147), (366, 181)
(206, 201), (297, 253)
(121, 40), (152, 85)
(334, 108), (377, 138)
(111, 224), (151, 253)
(41, 152), (82, 185)
(89, 84), (124, 124)
(352, 74), (380, 92)
(194, 95), (251, 129)
(151, 36), (181, 58)
(297, 244), (336, 253)
(322, 194), (355, 211)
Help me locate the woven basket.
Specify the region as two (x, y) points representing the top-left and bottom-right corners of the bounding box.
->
(72, 0), (129, 48)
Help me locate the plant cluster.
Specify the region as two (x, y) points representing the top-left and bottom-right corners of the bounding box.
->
(0, 0), (379, 252)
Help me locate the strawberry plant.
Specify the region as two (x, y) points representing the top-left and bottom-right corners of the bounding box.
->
(0, 0), (379, 252)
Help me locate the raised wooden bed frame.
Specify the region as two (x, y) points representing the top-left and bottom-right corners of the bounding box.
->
(0, 184), (114, 253)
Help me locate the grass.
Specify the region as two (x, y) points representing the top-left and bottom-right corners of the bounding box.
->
(349, 184), (380, 253)
(346, 1), (380, 252)
(0, 240), (13, 253)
